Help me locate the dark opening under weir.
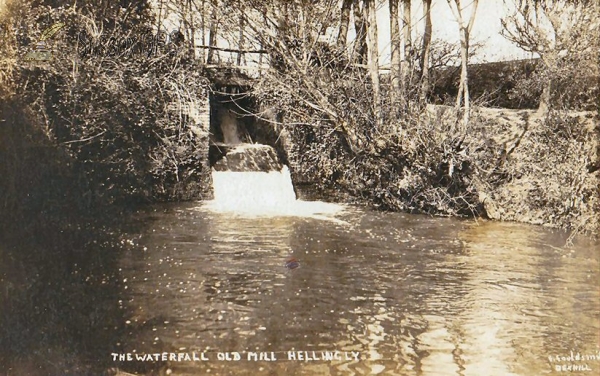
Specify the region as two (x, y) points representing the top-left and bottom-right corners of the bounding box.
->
(206, 69), (288, 171)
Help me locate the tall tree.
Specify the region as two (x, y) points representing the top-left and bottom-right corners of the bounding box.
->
(200, 0), (206, 62)
(365, 0), (382, 127)
(353, 0), (368, 64)
(337, 0), (353, 50)
(237, 13), (245, 65)
(419, 0), (432, 102)
(401, 0), (412, 82)
(187, 0), (196, 57)
(206, 0), (219, 64)
(389, 0), (402, 105)
(447, 0), (479, 126)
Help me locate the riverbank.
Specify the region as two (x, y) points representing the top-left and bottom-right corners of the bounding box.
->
(469, 106), (598, 235)
(284, 104), (599, 237)
(0, 5), (597, 239)
(0, 7), (212, 234)
(2, 94), (597, 239)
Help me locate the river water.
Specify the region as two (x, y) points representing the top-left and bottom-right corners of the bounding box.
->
(2, 195), (599, 375)
(110, 199), (598, 376)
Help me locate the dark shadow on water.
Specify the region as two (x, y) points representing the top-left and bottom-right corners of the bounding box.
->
(0, 215), (162, 376)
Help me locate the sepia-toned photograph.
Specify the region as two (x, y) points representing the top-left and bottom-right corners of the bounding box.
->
(0, 0), (598, 375)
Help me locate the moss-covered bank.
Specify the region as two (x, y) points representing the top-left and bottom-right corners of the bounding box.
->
(472, 108), (599, 234)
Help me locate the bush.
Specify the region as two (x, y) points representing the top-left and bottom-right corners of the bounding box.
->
(253, 41), (598, 234)
(0, 3), (213, 233)
(8, 5), (211, 204)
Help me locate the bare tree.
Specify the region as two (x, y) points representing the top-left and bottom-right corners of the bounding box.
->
(365, 0), (382, 128)
(241, 1), (349, 122)
(420, 0), (432, 102)
(353, 0), (368, 64)
(237, 13), (245, 65)
(401, 0), (412, 83)
(200, 0), (206, 61)
(446, 0), (479, 126)
(337, 0), (353, 49)
(501, 0), (599, 115)
(206, 0), (219, 64)
(187, 0), (196, 57)
(389, 0), (402, 106)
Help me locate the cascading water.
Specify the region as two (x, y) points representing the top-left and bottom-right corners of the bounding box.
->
(211, 144), (295, 207)
(205, 143), (345, 220)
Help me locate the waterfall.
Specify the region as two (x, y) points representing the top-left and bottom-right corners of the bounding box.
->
(219, 110), (242, 144)
(206, 143), (345, 220)
(212, 165), (297, 209)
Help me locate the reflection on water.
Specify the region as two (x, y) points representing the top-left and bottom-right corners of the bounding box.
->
(114, 203), (599, 375)
(0, 224), (128, 376)
(1, 203), (599, 375)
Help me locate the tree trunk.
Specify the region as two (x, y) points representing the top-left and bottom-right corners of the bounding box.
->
(420, 0), (432, 102)
(458, 29), (470, 126)
(353, 0), (368, 64)
(258, 38), (264, 72)
(207, 1), (218, 64)
(365, 0), (382, 128)
(389, 0), (402, 105)
(200, 0), (206, 62)
(156, 0), (164, 34)
(337, 0), (353, 50)
(401, 0), (412, 83)
(537, 77), (552, 116)
(447, 0), (478, 127)
(237, 13), (245, 65)
(188, 0), (196, 58)
(537, 52), (557, 116)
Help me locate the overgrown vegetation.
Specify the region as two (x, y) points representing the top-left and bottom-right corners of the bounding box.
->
(1, 2), (596, 375)
(0, 0), (598, 238)
(242, 0), (598, 235)
(474, 109), (599, 235)
(0, 1), (212, 233)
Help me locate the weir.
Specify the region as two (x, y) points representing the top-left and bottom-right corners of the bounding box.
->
(207, 143), (344, 219)
(210, 143), (296, 210)
(205, 86), (343, 219)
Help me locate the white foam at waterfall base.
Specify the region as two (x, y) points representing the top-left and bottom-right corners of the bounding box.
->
(204, 166), (347, 222)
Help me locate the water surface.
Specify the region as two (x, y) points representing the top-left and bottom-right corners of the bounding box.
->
(110, 202), (600, 375)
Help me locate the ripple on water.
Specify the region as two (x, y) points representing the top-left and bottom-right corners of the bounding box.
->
(108, 204), (600, 375)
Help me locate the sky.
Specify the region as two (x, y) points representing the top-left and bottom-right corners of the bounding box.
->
(0, 0), (533, 64)
(156, 0), (535, 65)
(374, 0), (534, 64)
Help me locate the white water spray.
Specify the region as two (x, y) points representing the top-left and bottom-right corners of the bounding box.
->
(205, 158), (345, 221)
(211, 166), (297, 209)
